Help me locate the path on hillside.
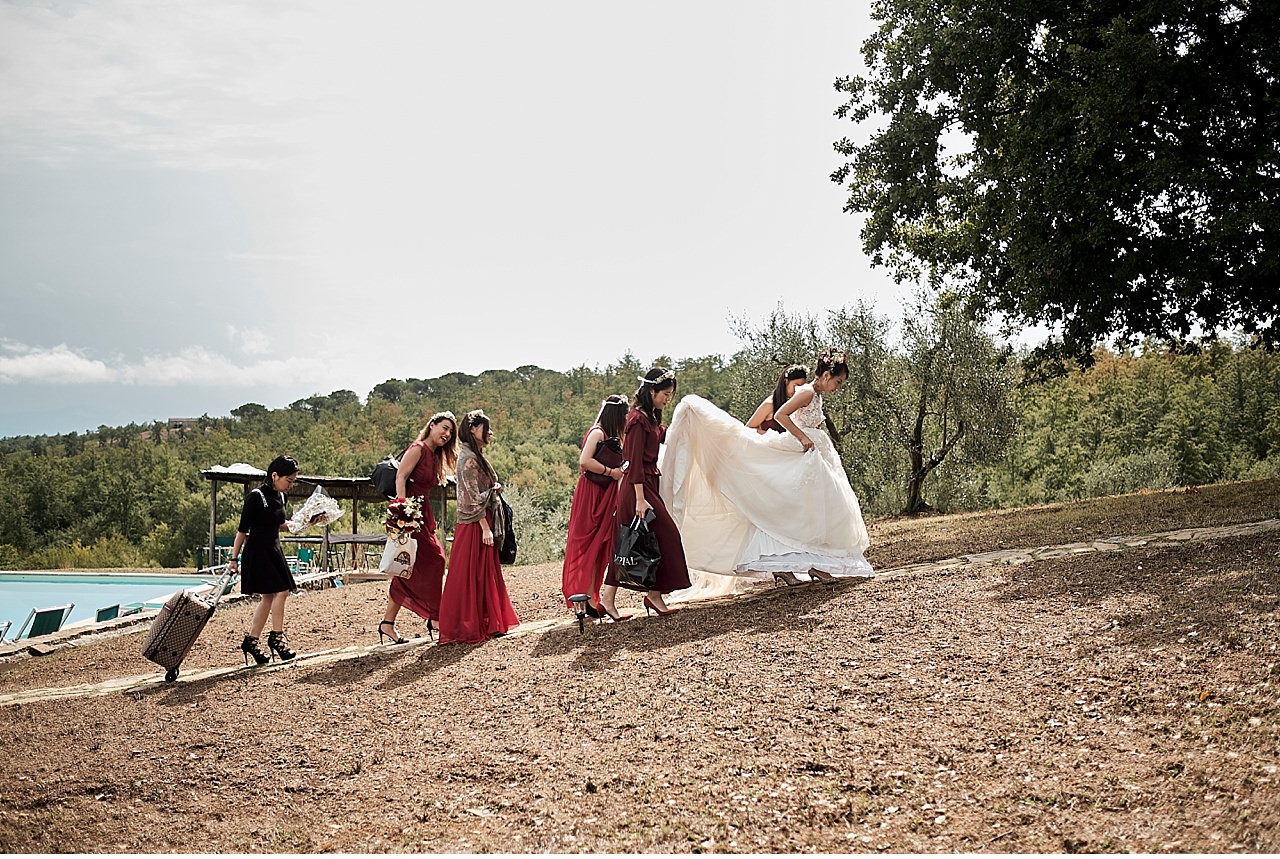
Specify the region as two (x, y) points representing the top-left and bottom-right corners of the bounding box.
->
(2, 516), (1276, 708)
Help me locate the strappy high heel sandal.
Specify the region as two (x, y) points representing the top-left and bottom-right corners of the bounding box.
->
(378, 620), (408, 645)
(266, 630), (296, 661)
(240, 634), (270, 666)
(772, 572), (809, 588)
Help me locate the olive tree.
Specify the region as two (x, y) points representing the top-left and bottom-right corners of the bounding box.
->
(732, 297), (1018, 514)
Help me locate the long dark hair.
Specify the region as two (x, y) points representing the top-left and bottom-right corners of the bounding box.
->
(596, 394), (628, 439)
(633, 366), (677, 424)
(458, 409), (496, 481)
(415, 410), (458, 479)
(771, 364), (809, 414)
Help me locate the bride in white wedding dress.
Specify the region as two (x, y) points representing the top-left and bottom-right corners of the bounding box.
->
(661, 348), (873, 598)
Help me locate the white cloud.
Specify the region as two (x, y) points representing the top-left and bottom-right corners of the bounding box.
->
(226, 325), (272, 356)
(0, 340), (325, 387)
(0, 341), (112, 384)
(0, 0), (339, 170)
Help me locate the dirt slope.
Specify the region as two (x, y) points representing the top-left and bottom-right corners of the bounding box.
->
(0, 480), (1276, 853)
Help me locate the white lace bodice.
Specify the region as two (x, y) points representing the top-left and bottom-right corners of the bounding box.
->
(792, 383), (826, 430)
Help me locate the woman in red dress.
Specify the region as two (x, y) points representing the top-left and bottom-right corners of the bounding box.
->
(438, 410), (520, 645)
(746, 364), (808, 434)
(605, 366), (691, 615)
(378, 411), (458, 644)
(561, 394), (632, 621)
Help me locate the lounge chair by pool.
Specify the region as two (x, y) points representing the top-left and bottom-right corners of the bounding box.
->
(11, 603), (75, 641)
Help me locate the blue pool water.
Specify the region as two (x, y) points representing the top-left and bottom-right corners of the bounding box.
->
(0, 572), (218, 635)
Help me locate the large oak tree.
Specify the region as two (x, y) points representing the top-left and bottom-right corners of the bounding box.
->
(833, 0), (1280, 358)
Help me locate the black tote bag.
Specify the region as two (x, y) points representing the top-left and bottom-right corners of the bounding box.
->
(612, 510), (660, 589)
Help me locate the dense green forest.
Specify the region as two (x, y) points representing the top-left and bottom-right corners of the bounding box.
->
(2, 327), (1278, 570)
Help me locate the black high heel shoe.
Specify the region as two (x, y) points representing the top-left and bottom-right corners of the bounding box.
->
(426, 619), (436, 641)
(378, 620), (408, 645)
(240, 634), (269, 666)
(266, 630), (296, 661)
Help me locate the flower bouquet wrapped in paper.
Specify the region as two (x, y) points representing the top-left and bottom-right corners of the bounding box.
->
(379, 496), (425, 577)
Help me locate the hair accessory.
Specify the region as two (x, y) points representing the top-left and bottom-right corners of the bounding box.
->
(637, 369), (676, 386)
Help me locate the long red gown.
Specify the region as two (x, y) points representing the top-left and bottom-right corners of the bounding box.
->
(438, 450), (519, 644)
(388, 441), (446, 623)
(561, 429), (621, 606)
(605, 407), (691, 594)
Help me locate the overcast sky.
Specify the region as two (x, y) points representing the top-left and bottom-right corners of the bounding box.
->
(0, 0), (909, 438)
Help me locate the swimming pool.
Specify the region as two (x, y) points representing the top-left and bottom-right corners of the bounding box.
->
(0, 572), (219, 636)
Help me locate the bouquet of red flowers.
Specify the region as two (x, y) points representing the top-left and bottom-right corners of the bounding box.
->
(384, 496), (426, 536)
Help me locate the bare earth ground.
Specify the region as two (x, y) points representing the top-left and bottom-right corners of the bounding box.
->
(0, 479), (1277, 853)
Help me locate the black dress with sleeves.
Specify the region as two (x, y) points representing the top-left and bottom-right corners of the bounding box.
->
(237, 484), (297, 595)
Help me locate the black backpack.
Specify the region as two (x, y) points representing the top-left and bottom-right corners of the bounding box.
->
(498, 497), (517, 565)
(370, 455), (400, 498)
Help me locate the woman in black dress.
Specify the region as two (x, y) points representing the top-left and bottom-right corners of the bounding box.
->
(229, 455), (312, 665)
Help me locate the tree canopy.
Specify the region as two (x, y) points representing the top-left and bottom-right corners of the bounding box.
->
(833, 0), (1280, 358)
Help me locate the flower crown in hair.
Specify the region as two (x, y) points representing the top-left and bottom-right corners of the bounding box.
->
(637, 369), (676, 386)
(820, 348), (848, 366)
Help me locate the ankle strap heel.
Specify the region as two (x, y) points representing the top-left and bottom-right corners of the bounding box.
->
(240, 634), (270, 666)
(266, 630), (296, 662)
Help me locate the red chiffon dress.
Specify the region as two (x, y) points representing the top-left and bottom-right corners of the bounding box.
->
(605, 407), (691, 594)
(438, 446), (520, 644)
(388, 440), (447, 624)
(560, 428), (622, 606)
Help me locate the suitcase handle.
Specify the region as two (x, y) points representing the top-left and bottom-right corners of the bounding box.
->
(204, 564), (239, 602)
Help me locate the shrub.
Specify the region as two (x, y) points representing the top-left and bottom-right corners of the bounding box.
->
(503, 483), (571, 565)
(1082, 450), (1181, 497)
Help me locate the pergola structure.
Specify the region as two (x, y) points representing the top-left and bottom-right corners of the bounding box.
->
(199, 465), (454, 572)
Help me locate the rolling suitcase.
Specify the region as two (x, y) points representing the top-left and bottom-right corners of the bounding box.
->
(141, 568), (236, 682)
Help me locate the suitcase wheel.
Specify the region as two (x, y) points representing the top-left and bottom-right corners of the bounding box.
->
(165, 667), (179, 682)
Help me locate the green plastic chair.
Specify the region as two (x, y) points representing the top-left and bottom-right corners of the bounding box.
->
(12, 604), (75, 641)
